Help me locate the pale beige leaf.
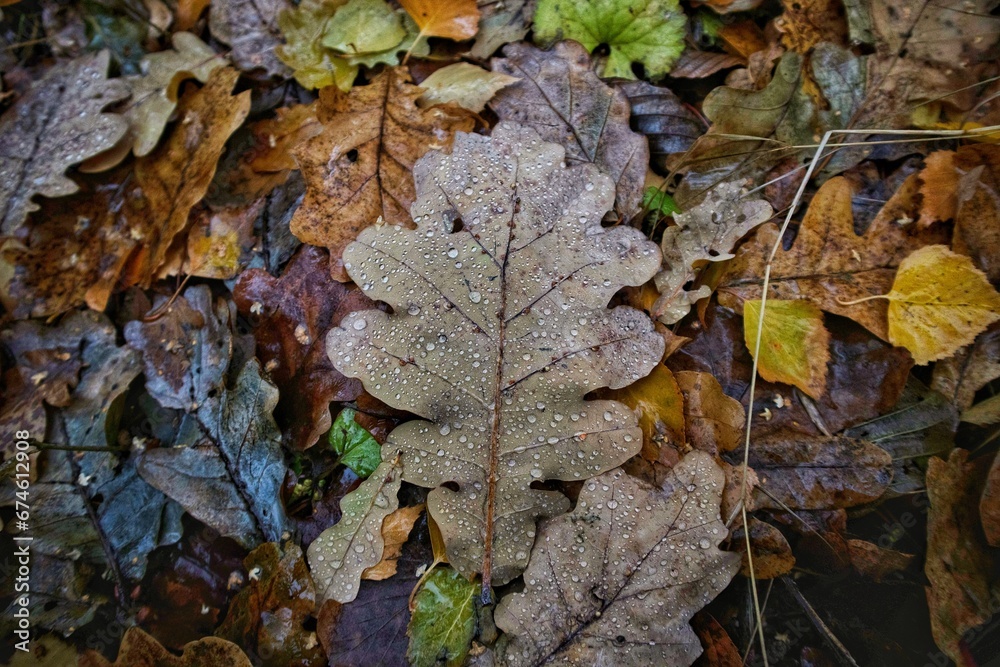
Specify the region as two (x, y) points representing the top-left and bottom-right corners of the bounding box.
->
(417, 63), (518, 113)
(327, 122), (663, 588)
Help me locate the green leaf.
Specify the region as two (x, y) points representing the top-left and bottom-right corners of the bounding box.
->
(328, 407), (381, 478)
(743, 299), (830, 400)
(407, 567), (478, 667)
(643, 187), (681, 216)
(322, 0), (406, 55)
(533, 0), (687, 80)
(277, 0), (359, 90)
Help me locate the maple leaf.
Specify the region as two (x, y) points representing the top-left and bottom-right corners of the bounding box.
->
(327, 123), (664, 591)
(883, 245), (1000, 365)
(400, 0), (480, 41)
(0, 51), (128, 234)
(491, 41), (650, 219)
(533, 0), (687, 80)
(209, 0), (293, 79)
(494, 453), (739, 666)
(743, 298), (830, 399)
(290, 67), (475, 280)
(719, 176), (948, 340)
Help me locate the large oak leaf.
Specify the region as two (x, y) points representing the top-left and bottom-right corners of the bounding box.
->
(327, 123), (663, 588)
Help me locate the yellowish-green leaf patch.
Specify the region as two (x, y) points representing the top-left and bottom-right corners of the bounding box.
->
(744, 299), (830, 399)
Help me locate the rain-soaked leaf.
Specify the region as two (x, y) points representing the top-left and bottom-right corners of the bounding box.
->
(884, 245), (1000, 365)
(720, 176), (949, 340)
(599, 364), (685, 462)
(307, 457), (403, 603)
(533, 0), (686, 79)
(494, 453), (739, 666)
(215, 542), (324, 666)
(617, 80), (702, 171)
(328, 122), (663, 589)
(139, 359), (291, 549)
(417, 62), (518, 114)
(209, 0), (293, 79)
(290, 67), (475, 280)
(407, 566), (478, 667)
(328, 407), (382, 477)
(400, 0), (480, 41)
(745, 435), (892, 510)
(653, 179), (772, 324)
(743, 299), (830, 399)
(79, 627), (253, 667)
(0, 50), (128, 234)
(491, 41), (649, 220)
(233, 246), (377, 449)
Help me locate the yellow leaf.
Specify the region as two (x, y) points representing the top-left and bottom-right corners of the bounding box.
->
(399, 0), (480, 41)
(601, 364), (685, 461)
(961, 394), (1000, 426)
(744, 299), (830, 399)
(887, 245), (1000, 365)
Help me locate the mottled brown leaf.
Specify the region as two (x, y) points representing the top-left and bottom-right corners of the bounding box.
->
(491, 41), (649, 220)
(495, 454), (739, 666)
(79, 627), (253, 667)
(733, 518), (795, 579)
(328, 123), (663, 589)
(210, 0), (293, 79)
(290, 67), (475, 280)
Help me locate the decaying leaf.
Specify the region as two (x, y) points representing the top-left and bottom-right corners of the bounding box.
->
(327, 123), (663, 588)
(931, 324), (1000, 412)
(363, 503), (424, 580)
(290, 67), (475, 280)
(215, 542), (323, 666)
(491, 41), (649, 220)
(469, 0), (535, 59)
(733, 518), (795, 579)
(983, 452), (1000, 547)
(407, 566), (479, 667)
(276, 0), (358, 90)
(0, 50), (128, 234)
(746, 435), (892, 510)
(233, 246), (377, 448)
(79, 628), (253, 667)
(417, 62), (518, 113)
(210, 0), (293, 79)
(720, 176), (948, 340)
(617, 80), (703, 171)
(600, 363), (685, 462)
(399, 0), (479, 41)
(743, 299), (830, 399)
(494, 453), (739, 666)
(307, 457), (403, 603)
(653, 179), (772, 324)
(532, 0), (686, 79)
(675, 370), (743, 456)
(884, 245), (1000, 365)
(925, 448), (998, 665)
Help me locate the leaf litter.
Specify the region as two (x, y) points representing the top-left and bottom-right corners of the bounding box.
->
(2, 0), (1000, 665)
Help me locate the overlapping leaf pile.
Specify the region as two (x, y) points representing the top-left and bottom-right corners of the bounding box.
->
(1, 0), (999, 665)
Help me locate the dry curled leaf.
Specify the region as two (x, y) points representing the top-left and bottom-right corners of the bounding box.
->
(290, 67), (475, 280)
(0, 50), (128, 234)
(327, 122), (663, 589)
(654, 180), (772, 324)
(491, 41), (650, 220)
(494, 453), (739, 666)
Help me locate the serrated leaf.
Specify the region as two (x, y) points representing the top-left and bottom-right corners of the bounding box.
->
(654, 180), (772, 324)
(886, 245), (1000, 365)
(327, 122), (663, 589)
(407, 567), (478, 667)
(743, 299), (830, 399)
(533, 0), (687, 79)
(328, 407), (382, 477)
(0, 51), (128, 233)
(494, 453), (739, 666)
(491, 41), (650, 219)
(417, 62), (518, 113)
(307, 457), (403, 603)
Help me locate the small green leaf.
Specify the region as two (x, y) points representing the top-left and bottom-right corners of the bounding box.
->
(643, 187), (681, 216)
(407, 567), (478, 667)
(533, 0), (687, 80)
(328, 408), (381, 478)
(322, 0), (406, 56)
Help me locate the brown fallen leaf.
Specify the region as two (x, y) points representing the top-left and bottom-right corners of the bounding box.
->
(981, 451), (1000, 547)
(953, 145), (1000, 282)
(925, 448), (998, 665)
(846, 539), (914, 583)
(599, 364), (685, 463)
(931, 324), (1000, 412)
(182, 202), (261, 280)
(776, 0), (848, 53)
(248, 102), (322, 173)
(733, 517), (795, 579)
(616, 80), (702, 172)
(747, 435), (892, 510)
(233, 245), (380, 449)
(290, 67), (475, 280)
(491, 41), (649, 220)
(675, 370), (744, 456)
(79, 627), (253, 667)
(210, 0), (293, 79)
(469, 0), (535, 59)
(400, 0), (480, 41)
(363, 503), (424, 580)
(720, 176), (948, 340)
(692, 614), (742, 667)
(0, 51), (128, 235)
(669, 48), (745, 79)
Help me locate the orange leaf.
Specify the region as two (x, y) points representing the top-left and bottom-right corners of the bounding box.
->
(399, 0), (480, 41)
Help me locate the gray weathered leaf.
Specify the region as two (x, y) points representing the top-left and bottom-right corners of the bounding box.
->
(470, 0), (535, 59)
(616, 80), (702, 171)
(491, 41), (649, 220)
(0, 51), (128, 233)
(210, 0), (293, 79)
(307, 457), (402, 603)
(327, 122), (663, 589)
(494, 452), (739, 666)
(653, 180), (772, 324)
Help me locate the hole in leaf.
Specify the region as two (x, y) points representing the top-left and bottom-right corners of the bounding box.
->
(345, 149), (359, 163)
